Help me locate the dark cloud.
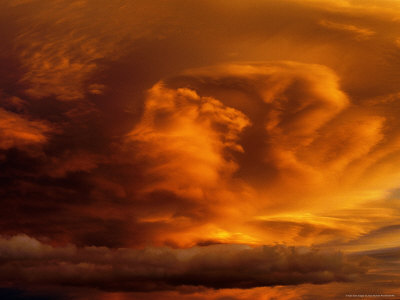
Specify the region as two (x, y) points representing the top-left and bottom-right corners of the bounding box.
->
(0, 288), (64, 300)
(356, 246), (400, 261)
(0, 235), (369, 292)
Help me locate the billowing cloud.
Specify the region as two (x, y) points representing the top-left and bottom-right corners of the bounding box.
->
(126, 82), (250, 198)
(131, 62), (350, 204)
(121, 61), (400, 248)
(166, 63), (400, 212)
(156, 63), (353, 209)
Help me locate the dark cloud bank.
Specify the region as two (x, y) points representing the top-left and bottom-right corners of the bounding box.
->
(0, 235), (369, 292)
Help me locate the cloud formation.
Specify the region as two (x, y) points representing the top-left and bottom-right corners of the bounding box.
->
(0, 235), (369, 292)
(126, 83), (249, 199)
(1, 0), (400, 298)
(122, 61), (400, 248)
(160, 62), (382, 211)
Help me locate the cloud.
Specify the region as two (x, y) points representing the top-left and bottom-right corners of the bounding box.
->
(319, 20), (375, 40)
(44, 151), (102, 178)
(159, 62), (400, 215)
(161, 62), (350, 207)
(2, 59), (400, 251)
(126, 82), (250, 199)
(1, 0), (400, 298)
(0, 235), (369, 292)
(4, 0), (168, 101)
(118, 61), (400, 249)
(0, 107), (50, 151)
(356, 245), (400, 261)
(249, 219), (347, 245)
(120, 61), (357, 245)
(334, 224), (400, 251)
(4, 0), (399, 103)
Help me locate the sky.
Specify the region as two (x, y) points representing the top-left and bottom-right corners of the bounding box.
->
(1, 0), (400, 299)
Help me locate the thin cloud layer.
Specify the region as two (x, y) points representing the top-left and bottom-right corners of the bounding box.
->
(319, 20), (375, 40)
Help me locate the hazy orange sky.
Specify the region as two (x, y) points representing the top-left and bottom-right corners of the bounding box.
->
(1, 0), (400, 299)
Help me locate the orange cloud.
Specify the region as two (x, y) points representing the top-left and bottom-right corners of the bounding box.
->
(163, 62), (350, 208)
(1, 0), (400, 298)
(319, 20), (375, 40)
(7, 0), (167, 101)
(123, 62), (400, 249)
(126, 83), (250, 200)
(0, 108), (50, 151)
